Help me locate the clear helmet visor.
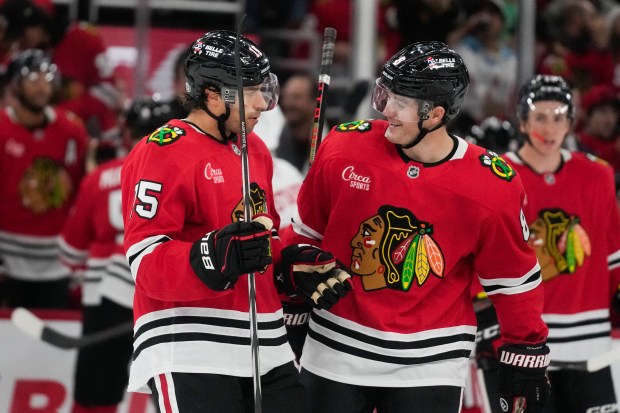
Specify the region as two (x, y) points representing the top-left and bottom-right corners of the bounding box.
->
(222, 72), (280, 112)
(371, 78), (433, 123)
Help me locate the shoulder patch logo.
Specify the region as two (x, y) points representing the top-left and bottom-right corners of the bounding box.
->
(147, 125), (186, 146)
(350, 205), (445, 292)
(336, 120), (371, 132)
(479, 151), (516, 182)
(585, 153), (609, 166)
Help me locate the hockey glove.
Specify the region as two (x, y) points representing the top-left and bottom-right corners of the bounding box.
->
(612, 284), (620, 315)
(276, 244), (352, 310)
(497, 343), (551, 413)
(474, 296), (502, 370)
(189, 219), (272, 291)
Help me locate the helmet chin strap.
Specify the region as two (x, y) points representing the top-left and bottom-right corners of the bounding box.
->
(400, 118), (446, 149)
(205, 105), (236, 141)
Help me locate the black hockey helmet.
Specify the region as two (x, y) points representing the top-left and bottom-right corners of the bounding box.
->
(6, 48), (57, 84)
(124, 96), (174, 139)
(373, 41), (469, 122)
(466, 116), (517, 153)
(517, 74), (574, 121)
(184, 30), (278, 110)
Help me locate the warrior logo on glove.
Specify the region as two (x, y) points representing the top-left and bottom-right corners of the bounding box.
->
(19, 157), (73, 214)
(350, 205), (445, 292)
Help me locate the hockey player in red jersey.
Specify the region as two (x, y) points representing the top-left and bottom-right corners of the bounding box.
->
(281, 41), (550, 413)
(0, 49), (87, 308)
(475, 75), (620, 413)
(121, 31), (349, 412)
(59, 97), (173, 413)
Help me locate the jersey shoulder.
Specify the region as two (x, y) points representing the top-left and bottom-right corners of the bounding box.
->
(321, 119), (388, 154)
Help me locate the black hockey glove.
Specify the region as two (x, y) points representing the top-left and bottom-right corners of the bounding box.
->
(497, 343), (551, 413)
(612, 284), (620, 315)
(189, 220), (272, 291)
(276, 244), (353, 310)
(474, 297), (501, 370)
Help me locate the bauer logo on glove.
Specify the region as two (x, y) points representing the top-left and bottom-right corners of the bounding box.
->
(277, 244), (353, 310)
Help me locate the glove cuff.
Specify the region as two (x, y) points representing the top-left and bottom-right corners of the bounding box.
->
(189, 231), (228, 291)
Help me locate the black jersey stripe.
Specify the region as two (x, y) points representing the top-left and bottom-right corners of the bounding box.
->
(545, 317), (609, 329)
(133, 331), (289, 360)
(127, 236), (170, 266)
(0, 247), (59, 259)
(307, 329), (471, 365)
(311, 312), (475, 350)
(134, 315), (285, 341)
(483, 270), (540, 294)
(546, 330), (611, 344)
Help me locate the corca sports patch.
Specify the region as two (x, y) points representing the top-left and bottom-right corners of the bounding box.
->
(336, 120), (371, 132)
(147, 125), (186, 146)
(479, 151), (516, 182)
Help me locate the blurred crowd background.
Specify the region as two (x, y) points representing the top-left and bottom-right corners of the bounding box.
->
(0, 0), (619, 307)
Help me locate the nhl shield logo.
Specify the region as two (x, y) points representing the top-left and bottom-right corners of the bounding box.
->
(407, 166), (420, 179)
(231, 143), (241, 156)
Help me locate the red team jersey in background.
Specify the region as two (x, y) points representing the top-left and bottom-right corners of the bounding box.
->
(59, 157), (134, 308)
(0, 106), (87, 280)
(283, 119), (547, 388)
(505, 150), (620, 362)
(121, 119), (294, 392)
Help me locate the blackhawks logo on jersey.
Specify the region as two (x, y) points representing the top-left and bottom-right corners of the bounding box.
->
(336, 120), (371, 133)
(528, 208), (591, 281)
(231, 182), (268, 222)
(479, 150), (516, 182)
(147, 124), (186, 146)
(350, 205), (445, 292)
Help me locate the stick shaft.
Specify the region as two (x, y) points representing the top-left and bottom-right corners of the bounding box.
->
(233, 16), (262, 412)
(308, 27), (337, 166)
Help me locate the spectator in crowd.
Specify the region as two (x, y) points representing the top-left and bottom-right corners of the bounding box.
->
(0, 49), (87, 308)
(59, 97), (172, 413)
(541, 0), (614, 90)
(577, 85), (620, 172)
(275, 72), (317, 173)
(0, 0), (51, 67)
(394, 0), (462, 47)
(452, 0), (517, 127)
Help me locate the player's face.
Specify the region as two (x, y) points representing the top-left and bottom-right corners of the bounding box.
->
(520, 100), (571, 156)
(350, 215), (384, 275)
(226, 85), (269, 135)
(15, 71), (55, 112)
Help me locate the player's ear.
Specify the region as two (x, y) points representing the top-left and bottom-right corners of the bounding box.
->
(430, 105), (446, 126)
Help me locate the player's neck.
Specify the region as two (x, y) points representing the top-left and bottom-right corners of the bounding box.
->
(186, 110), (225, 141)
(401, 128), (454, 164)
(12, 103), (47, 130)
(517, 143), (562, 174)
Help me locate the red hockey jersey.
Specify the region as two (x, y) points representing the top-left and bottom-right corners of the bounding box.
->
(122, 119), (294, 392)
(505, 150), (620, 362)
(283, 119), (547, 388)
(59, 157), (134, 308)
(0, 106), (87, 280)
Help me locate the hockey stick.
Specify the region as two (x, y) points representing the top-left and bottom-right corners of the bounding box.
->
(308, 27), (337, 166)
(233, 16), (262, 413)
(549, 346), (620, 372)
(11, 307), (133, 349)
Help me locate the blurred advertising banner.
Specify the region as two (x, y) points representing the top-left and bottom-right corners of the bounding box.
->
(0, 310), (153, 413)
